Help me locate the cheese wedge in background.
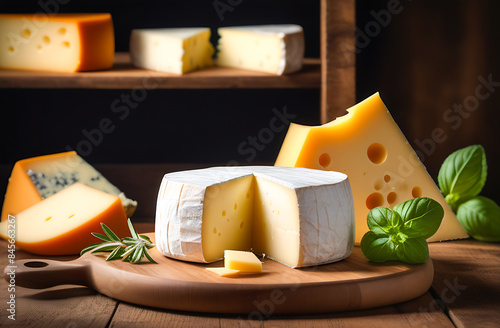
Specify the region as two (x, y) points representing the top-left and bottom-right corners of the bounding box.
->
(155, 166), (354, 268)
(130, 27), (214, 74)
(275, 93), (468, 243)
(224, 250), (262, 272)
(1, 151), (137, 221)
(0, 13), (114, 72)
(216, 24), (304, 75)
(0, 183), (129, 255)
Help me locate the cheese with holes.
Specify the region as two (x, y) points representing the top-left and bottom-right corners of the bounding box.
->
(0, 13), (114, 72)
(130, 27), (214, 74)
(1, 151), (137, 221)
(275, 93), (468, 243)
(155, 166), (354, 268)
(0, 183), (129, 255)
(224, 250), (262, 272)
(216, 25), (304, 75)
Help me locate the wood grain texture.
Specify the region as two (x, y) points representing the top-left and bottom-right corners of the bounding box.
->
(8, 233), (433, 315)
(109, 292), (454, 328)
(321, 0), (356, 123)
(429, 240), (500, 328)
(0, 241), (115, 328)
(0, 53), (320, 89)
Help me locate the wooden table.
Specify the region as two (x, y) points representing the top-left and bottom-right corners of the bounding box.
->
(1, 222), (498, 327)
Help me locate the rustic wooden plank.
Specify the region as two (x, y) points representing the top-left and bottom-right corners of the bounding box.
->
(429, 240), (500, 328)
(320, 0), (356, 123)
(0, 238), (117, 327)
(0, 53), (321, 89)
(109, 292), (453, 328)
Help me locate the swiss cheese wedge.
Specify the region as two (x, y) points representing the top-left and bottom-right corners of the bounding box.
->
(0, 13), (114, 72)
(275, 93), (468, 243)
(0, 183), (129, 255)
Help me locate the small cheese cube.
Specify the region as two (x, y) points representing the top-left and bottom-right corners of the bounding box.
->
(0, 13), (114, 72)
(205, 267), (240, 277)
(0, 183), (129, 255)
(224, 250), (262, 272)
(130, 27), (214, 74)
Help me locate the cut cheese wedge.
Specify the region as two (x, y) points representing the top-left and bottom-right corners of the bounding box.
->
(0, 183), (129, 255)
(1, 151), (137, 221)
(205, 267), (240, 277)
(224, 250), (262, 272)
(0, 13), (114, 72)
(275, 92), (469, 243)
(216, 24), (304, 75)
(155, 166), (354, 268)
(130, 27), (214, 74)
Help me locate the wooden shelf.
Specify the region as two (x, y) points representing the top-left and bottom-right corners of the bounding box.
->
(0, 53), (321, 90)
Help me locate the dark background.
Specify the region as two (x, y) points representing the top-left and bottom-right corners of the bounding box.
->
(1, 1), (499, 205)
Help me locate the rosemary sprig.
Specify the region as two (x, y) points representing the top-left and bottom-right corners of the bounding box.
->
(81, 218), (156, 264)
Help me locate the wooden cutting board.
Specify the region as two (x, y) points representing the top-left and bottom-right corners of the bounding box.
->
(5, 233), (433, 315)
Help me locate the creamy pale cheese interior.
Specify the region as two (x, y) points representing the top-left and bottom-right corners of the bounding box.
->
(130, 27), (214, 74)
(201, 175), (254, 261)
(216, 25), (304, 75)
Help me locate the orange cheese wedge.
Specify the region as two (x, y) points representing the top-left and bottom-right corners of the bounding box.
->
(0, 183), (129, 255)
(0, 13), (114, 72)
(1, 151), (137, 222)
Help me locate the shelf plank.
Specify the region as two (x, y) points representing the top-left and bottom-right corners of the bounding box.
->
(0, 53), (320, 90)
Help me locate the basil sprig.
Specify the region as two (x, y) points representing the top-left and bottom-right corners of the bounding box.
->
(438, 145), (500, 242)
(360, 197), (444, 264)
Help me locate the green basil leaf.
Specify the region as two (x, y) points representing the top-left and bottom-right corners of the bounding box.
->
(367, 206), (403, 236)
(395, 197), (444, 239)
(438, 145), (487, 210)
(360, 231), (398, 262)
(457, 196), (500, 242)
(396, 238), (429, 264)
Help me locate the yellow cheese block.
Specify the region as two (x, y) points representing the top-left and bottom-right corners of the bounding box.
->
(275, 93), (468, 243)
(224, 250), (262, 272)
(1, 151), (137, 222)
(205, 267), (240, 277)
(0, 13), (114, 72)
(0, 183), (129, 255)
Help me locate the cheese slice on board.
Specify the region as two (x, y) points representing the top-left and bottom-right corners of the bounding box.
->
(0, 183), (129, 255)
(0, 13), (114, 72)
(155, 166), (354, 268)
(216, 24), (304, 75)
(130, 27), (214, 74)
(275, 93), (468, 243)
(205, 267), (240, 277)
(224, 250), (262, 272)
(1, 151), (137, 221)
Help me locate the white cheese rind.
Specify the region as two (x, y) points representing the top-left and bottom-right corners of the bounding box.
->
(155, 166), (354, 268)
(216, 24), (304, 75)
